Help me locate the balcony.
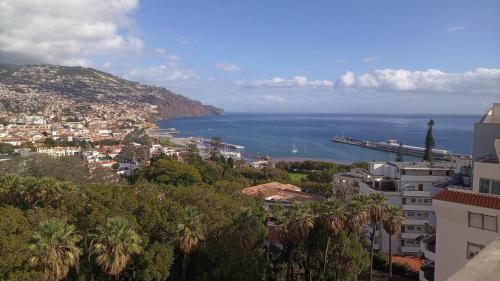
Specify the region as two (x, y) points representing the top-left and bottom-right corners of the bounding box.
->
(402, 204), (434, 212)
(401, 232), (422, 239)
(420, 235), (436, 261)
(404, 218), (430, 225)
(401, 246), (420, 253)
(402, 190), (431, 197)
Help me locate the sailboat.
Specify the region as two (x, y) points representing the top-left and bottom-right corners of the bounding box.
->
(304, 144), (307, 153)
(292, 141), (298, 153)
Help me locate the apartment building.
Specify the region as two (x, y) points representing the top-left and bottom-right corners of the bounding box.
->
(37, 146), (82, 157)
(433, 103), (500, 281)
(358, 156), (470, 255)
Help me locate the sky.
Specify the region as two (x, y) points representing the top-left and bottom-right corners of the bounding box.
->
(1, 0), (499, 114)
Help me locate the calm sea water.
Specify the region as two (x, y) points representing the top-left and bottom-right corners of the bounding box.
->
(159, 113), (479, 164)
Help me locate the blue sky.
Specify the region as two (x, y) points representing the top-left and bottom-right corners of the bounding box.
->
(1, 0), (499, 113)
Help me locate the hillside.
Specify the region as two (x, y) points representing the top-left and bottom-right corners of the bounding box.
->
(0, 64), (223, 120)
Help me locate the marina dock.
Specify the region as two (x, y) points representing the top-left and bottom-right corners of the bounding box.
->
(332, 136), (452, 160)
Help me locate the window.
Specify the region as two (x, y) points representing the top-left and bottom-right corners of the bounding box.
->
(402, 169), (406, 175)
(469, 212), (483, 228)
(479, 178), (490, 193)
(446, 170), (451, 176)
(492, 180), (500, 195)
(469, 212), (498, 232)
(484, 215), (497, 231)
(467, 242), (484, 259)
(411, 198), (416, 203)
(479, 178), (500, 195)
(416, 226), (422, 231)
(418, 184), (424, 191)
(407, 226), (415, 231)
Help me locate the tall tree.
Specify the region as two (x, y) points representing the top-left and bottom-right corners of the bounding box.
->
(27, 220), (82, 281)
(177, 206), (204, 281)
(335, 196), (369, 281)
(91, 217), (142, 279)
(367, 193), (388, 281)
(277, 203), (315, 281)
(383, 206), (404, 281)
(395, 143), (404, 162)
(319, 199), (345, 280)
(423, 119), (435, 161)
(231, 208), (266, 250)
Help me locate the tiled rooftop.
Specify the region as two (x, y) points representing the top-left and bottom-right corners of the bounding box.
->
(433, 188), (500, 210)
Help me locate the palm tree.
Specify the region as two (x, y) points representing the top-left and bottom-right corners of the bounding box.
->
(277, 203), (315, 281)
(383, 206), (404, 281)
(90, 217), (142, 279)
(231, 208), (266, 250)
(178, 206), (204, 281)
(335, 196), (369, 281)
(367, 193), (388, 281)
(319, 199), (345, 280)
(27, 219), (82, 281)
(345, 195), (370, 234)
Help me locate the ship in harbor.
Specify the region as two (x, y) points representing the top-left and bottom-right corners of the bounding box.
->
(332, 135), (454, 161)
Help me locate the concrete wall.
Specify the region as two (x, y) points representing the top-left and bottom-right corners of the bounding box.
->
(433, 200), (499, 281)
(472, 123), (500, 161)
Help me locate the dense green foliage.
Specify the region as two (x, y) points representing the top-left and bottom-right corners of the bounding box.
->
(124, 128), (151, 145)
(0, 151), (393, 281)
(0, 142), (15, 154)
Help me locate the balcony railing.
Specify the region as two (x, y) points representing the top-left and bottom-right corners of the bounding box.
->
(420, 235), (436, 261)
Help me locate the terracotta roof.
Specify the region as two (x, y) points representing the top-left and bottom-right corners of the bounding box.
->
(434, 188), (500, 210)
(242, 182), (301, 196)
(242, 182), (323, 202)
(265, 189), (324, 202)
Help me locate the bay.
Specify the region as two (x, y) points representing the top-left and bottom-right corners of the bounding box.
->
(159, 113), (480, 164)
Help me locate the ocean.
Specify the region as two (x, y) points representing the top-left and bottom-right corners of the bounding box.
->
(159, 113), (480, 164)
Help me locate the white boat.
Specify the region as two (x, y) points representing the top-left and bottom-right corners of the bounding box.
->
(292, 141), (298, 153)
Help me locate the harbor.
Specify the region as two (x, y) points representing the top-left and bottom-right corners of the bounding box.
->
(332, 136), (453, 161)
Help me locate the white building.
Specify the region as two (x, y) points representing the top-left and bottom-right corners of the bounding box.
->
(149, 144), (181, 158)
(37, 146), (81, 157)
(433, 103), (500, 281)
(358, 157), (470, 255)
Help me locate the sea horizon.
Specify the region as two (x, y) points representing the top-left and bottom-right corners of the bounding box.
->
(160, 112), (480, 164)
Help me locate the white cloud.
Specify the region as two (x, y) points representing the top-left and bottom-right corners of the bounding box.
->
(179, 38), (191, 45)
(362, 56), (379, 62)
(335, 68), (500, 94)
(154, 48), (181, 62)
(0, 0), (142, 65)
(215, 62), (241, 72)
(125, 64), (199, 84)
(447, 25), (465, 32)
(243, 76), (334, 89)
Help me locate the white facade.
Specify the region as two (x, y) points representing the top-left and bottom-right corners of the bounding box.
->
(37, 146), (81, 157)
(433, 103), (500, 281)
(358, 159), (469, 255)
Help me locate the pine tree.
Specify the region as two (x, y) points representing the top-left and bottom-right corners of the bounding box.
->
(395, 143), (404, 162)
(423, 119), (435, 162)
